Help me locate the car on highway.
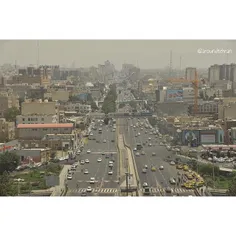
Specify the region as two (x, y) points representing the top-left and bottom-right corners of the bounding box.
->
(76, 150), (81, 155)
(142, 168), (147, 173)
(87, 149), (91, 154)
(145, 131), (148, 134)
(71, 165), (76, 171)
(169, 178), (176, 185)
(159, 166), (164, 170)
(170, 161), (175, 165)
(148, 143), (152, 146)
(85, 159), (90, 163)
(133, 147), (137, 151)
(141, 151), (145, 155)
(144, 165), (148, 169)
(136, 152), (140, 156)
(135, 134), (138, 137)
(152, 152), (156, 156)
(102, 152), (105, 156)
(97, 158), (102, 162)
(81, 191), (87, 196)
(90, 133), (94, 136)
(143, 182), (148, 188)
(111, 139), (115, 142)
(151, 166), (156, 172)
(108, 170), (113, 175)
(109, 162), (113, 167)
(74, 162), (79, 167)
(138, 132), (141, 136)
(86, 186), (92, 192)
(84, 169), (89, 174)
(80, 160), (85, 165)
(148, 137), (151, 140)
(90, 177), (95, 184)
(96, 140), (100, 143)
(103, 139), (107, 143)
(67, 174), (72, 180)
(165, 187), (172, 193)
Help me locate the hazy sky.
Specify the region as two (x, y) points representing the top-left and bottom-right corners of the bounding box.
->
(0, 40), (236, 69)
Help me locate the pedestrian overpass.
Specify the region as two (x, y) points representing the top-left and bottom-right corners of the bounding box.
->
(116, 99), (147, 105)
(90, 112), (153, 119)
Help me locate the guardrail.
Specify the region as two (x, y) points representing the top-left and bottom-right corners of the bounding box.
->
(123, 136), (141, 196)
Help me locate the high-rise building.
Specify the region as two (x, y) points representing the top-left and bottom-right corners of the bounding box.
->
(185, 67), (196, 80)
(208, 64), (220, 84)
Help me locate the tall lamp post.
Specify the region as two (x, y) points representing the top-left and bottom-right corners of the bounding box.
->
(125, 172), (129, 196)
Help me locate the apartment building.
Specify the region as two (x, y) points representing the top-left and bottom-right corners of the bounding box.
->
(0, 118), (15, 142)
(51, 90), (70, 102)
(16, 114), (58, 125)
(21, 100), (56, 115)
(16, 123), (74, 140)
(185, 67), (196, 80)
(0, 91), (19, 117)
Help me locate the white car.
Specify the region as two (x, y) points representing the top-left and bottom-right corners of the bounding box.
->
(85, 159), (90, 163)
(152, 152), (156, 156)
(71, 165), (76, 171)
(143, 182), (148, 188)
(76, 150), (81, 155)
(169, 178), (176, 185)
(159, 166), (164, 170)
(90, 133), (94, 136)
(84, 169), (89, 174)
(103, 139), (107, 143)
(138, 133), (141, 136)
(109, 163), (113, 167)
(148, 137), (151, 140)
(136, 152), (140, 156)
(170, 161), (175, 165)
(67, 174), (72, 180)
(87, 150), (91, 154)
(148, 143), (152, 146)
(86, 186), (92, 192)
(90, 177), (95, 184)
(74, 162), (79, 167)
(108, 171), (113, 175)
(97, 158), (102, 162)
(141, 151), (145, 155)
(144, 165), (148, 169)
(142, 168), (147, 173)
(133, 148), (137, 151)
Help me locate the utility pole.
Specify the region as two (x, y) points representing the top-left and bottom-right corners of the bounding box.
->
(37, 40), (40, 67)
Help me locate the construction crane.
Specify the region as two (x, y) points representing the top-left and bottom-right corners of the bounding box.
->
(166, 70), (199, 115)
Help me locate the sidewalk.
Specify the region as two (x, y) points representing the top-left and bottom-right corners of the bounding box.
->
(51, 165), (71, 196)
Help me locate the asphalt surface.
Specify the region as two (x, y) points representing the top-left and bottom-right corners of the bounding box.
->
(67, 119), (119, 196)
(119, 117), (195, 196)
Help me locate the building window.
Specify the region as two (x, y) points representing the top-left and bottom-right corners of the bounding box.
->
(28, 118), (30, 121)
(41, 118), (44, 121)
(22, 118), (25, 121)
(43, 128), (48, 131)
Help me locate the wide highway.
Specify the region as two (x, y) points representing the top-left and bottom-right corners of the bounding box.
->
(119, 117), (195, 196)
(67, 119), (119, 196)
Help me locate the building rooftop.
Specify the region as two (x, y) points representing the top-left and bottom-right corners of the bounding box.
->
(17, 123), (73, 129)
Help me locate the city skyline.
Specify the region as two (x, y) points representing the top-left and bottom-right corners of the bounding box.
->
(0, 40), (236, 70)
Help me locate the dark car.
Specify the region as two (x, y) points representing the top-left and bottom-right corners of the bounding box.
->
(81, 191), (87, 196)
(111, 140), (115, 142)
(165, 187), (172, 193)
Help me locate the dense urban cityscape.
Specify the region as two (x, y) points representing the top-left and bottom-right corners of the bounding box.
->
(1, 50), (236, 197)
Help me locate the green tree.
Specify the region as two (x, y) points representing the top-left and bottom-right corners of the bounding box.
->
(0, 152), (20, 175)
(0, 172), (17, 196)
(228, 178), (236, 196)
(4, 107), (20, 122)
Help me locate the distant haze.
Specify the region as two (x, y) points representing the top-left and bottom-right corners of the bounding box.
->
(0, 40), (236, 69)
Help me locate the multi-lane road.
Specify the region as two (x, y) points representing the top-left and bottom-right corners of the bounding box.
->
(67, 120), (120, 196)
(119, 117), (195, 196)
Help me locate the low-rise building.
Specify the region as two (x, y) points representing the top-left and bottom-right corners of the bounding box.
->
(0, 91), (19, 117)
(14, 148), (51, 164)
(16, 123), (74, 140)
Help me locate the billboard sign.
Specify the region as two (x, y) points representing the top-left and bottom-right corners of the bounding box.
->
(166, 89), (183, 101)
(217, 130), (224, 144)
(78, 93), (88, 101)
(182, 130), (200, 145)
(200, 134), (216, 144)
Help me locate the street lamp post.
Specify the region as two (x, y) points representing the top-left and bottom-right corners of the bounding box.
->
(125, 172), (129, 196)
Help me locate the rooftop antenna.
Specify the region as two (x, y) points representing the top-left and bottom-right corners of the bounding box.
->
(169, 50), (172, 77)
